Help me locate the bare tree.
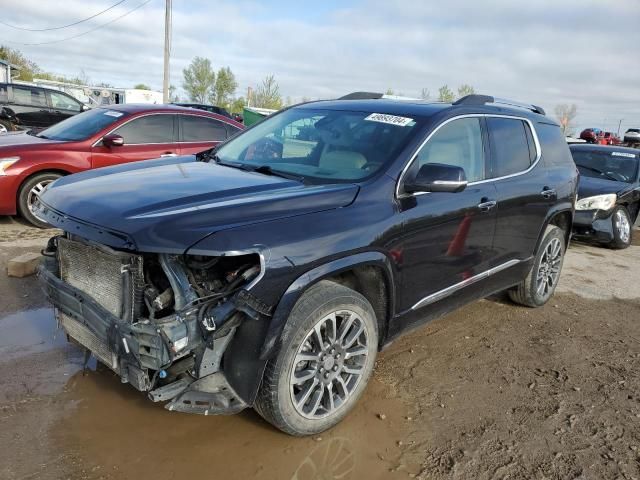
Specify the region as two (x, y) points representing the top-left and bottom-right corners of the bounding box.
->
(420, 88), (430, 100)
(253, 75), (282, 109)
(555, 104), (578, 135)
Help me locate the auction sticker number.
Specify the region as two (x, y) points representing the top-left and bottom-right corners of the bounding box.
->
(365, 113), (414, 127)
(612, 152), (636, 158)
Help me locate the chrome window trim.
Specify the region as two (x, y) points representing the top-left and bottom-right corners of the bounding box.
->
(91, 112), (238, 147)
(396, 114), (542, 198)
(411, 258), (523, 310)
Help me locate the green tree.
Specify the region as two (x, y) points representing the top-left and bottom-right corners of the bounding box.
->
(253, 75), (282, 110)
(230, 96), (246, 114)
(134, 83), (151, 90)
(212, 67), (237, 108)
(0, 45), (40, 81)
(457, 84), (475, 99)
(385, 88), (395, 95)
(438, 85), (455, 103)
(182, 57), (216, 104)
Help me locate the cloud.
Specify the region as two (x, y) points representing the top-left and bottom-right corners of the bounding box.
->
(2, 0), (639, 132)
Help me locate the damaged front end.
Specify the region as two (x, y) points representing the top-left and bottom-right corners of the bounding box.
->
(39, 234), (270, 415)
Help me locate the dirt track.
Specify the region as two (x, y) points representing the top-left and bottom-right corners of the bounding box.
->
(1, 216), (640, 480)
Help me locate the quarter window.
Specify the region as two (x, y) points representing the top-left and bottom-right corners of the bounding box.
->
(414, 117), (485, 182)
(112, 115), (175, 144)
(487, 118), (536, 177)
(180, 115), (227, 142)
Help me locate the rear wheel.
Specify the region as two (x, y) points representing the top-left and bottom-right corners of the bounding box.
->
(17, 172), (62, 228)
(610, 205), (632, 249)
(255, 281), (378, 436)
(509, 225), (565, 307)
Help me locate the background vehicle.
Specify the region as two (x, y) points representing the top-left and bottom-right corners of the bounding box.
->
(602, 132), (622, 146)
(37, 94), (577, 436)
(580, 128), (603, 144)
(624, 128), (640, 146)
(0, 82), (89, 131)
(173, 102), (233, 118)
(570, 144), (639, 248)
(0, 104), (243, 227)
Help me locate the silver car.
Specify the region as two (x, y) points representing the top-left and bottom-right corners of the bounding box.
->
(624, 128), (640, 145)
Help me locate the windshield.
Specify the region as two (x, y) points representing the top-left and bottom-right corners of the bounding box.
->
(573, 150), (638, 183)
(215, 107), (421, 182)
(36, 108), (128, 141)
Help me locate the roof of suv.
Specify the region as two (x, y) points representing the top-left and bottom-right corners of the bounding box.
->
(296, 98), (552, 124)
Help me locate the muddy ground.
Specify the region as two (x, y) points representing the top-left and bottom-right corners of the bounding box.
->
(1, 215), (640, 480)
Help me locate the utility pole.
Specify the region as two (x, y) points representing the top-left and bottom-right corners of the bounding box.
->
(617, 119), (623, 136)
(162, 0), (172, 103)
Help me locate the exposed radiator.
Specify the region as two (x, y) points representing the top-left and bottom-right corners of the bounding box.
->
(57, 236), (144, 320)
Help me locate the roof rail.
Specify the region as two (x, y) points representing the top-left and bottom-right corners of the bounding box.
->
(338, 91), (422, 101)
(453, 94), (546, 115)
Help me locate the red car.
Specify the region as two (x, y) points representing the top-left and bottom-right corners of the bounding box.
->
(601, 131), (622, 146)
(0, 104), (243, 227)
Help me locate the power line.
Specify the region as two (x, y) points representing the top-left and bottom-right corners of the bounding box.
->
(3, 0), (153, 46)
(0, 0), (127, 32)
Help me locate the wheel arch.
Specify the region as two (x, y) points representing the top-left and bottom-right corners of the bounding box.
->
(16, 168), (72, 205)
(535, 208), (573, 254)
(223, 251), (397, 407)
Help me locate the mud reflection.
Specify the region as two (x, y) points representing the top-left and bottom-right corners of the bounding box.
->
(53, 365), (406, 480)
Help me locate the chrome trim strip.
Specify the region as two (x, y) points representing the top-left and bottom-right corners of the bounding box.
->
(411, 259), (521, 310)
(396, 114), (542, 198)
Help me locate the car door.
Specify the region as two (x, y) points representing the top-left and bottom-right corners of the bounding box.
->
(91, 113), (178, 169)
(8, 85), (51, 128)
(177, 114), (232, 155)
(46, 90), (84, 124)
(392, 116), (498, 312)
(487, 116), (554, 267)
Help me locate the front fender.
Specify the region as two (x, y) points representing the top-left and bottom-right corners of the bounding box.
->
(223, 250), (396, 406)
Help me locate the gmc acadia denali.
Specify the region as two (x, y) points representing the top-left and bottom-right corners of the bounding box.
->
(36, 93), (578, 435)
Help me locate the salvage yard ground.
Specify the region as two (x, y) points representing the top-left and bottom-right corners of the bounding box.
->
(1, 216), (640, 480)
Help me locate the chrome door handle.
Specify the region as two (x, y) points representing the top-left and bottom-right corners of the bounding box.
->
(160, 153), (177, 157)
(541, 188), (556, 199)
(477, 200), (497, 211)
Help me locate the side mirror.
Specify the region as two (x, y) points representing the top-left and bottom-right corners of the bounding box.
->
(81, 104), (90, 112)
(404, 163), (468, 194)
(103, 134), (124, 148)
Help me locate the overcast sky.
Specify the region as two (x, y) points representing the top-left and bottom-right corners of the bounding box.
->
(2, 0), (639, 133)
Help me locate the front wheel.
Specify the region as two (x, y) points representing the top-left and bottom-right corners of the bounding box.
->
(255, 281), (378, 436)
(509, 225), (566, 307)
(17, 172), (62, 228)
(610, 205), (632, 249)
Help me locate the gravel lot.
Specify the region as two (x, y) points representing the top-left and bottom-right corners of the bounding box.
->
(1, 215), (639, 480)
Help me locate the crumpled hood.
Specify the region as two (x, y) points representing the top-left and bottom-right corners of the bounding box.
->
(38, 159), (359, 253)
(578, 175), (633, 199)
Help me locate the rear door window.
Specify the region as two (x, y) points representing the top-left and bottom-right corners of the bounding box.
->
(180, 115), (227, 142)
(487, 118), (536, 177)
(48, 90), (82, 112)
(111, 114), (176, 144)
(11, 85), (47, 108)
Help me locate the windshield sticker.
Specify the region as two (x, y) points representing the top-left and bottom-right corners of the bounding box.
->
(104, 111), (124, 118)
(612, 152), (636, 158)
(364, 113), (414, 127)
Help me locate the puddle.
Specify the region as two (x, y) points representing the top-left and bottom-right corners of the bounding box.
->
(0, 308), (85, 400)
(54, 368), (409, 479)
(0, 308), (65, 361)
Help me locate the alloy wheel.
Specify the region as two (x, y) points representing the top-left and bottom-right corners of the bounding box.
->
(290, 309), (370, 419)
(614, 209), (631, 244)
(27, 180), (54, 214)
(536, 237), (562, 297)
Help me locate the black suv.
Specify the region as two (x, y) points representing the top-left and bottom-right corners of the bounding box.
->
(0, 82), (88, 132)
(37, 94), (577, 435)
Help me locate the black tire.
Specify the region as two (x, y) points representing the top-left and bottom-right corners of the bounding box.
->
(610, 205), (633, 250)
(255, 280), (378, 436)
(0, 119), (15, 134)
(17, 172), (62, 228)
(509, 225), (566, 308)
